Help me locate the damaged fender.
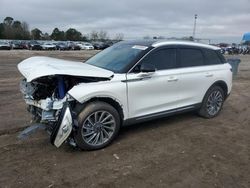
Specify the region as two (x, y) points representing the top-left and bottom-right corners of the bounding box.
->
(67, 74), (128, 119)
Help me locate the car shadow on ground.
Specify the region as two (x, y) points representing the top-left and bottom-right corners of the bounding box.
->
(61, 112), (198, 152)
(118, 112), (198, 140)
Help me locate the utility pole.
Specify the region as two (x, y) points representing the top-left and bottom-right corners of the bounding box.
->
(193, 14), (197, 40)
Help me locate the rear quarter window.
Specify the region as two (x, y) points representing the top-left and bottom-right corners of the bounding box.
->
(216, 50), (226, 63)
(203, 49), (223, 65)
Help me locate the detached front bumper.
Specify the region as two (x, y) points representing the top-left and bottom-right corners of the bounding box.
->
(50, 102), (73, 147)
(19, 77), (77, 148)
(20, 98), (75, 148)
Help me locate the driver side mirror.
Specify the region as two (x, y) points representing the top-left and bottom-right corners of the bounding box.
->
(140, 63), (156, 73)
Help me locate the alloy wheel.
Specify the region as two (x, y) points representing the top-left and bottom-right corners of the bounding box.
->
(81, 111), (116, 146)
(206, 90), (223, 116)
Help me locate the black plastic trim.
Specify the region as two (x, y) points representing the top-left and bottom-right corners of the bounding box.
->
(123, 103), (201, 126)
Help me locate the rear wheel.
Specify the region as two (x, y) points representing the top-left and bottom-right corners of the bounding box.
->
(74, 101), (121, 150)
(198, 86), (225, 118)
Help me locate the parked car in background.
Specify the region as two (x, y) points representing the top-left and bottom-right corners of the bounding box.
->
(41, 43), (56, 50)
(20, 41), (29, 50)
(219, 44), (250, 55)
(55, 42), (69, 51)
(67, 41), (81, 50)
(0, 41), (11, 50)
(28, 41), (43, 50)
(92, 42), (108, 50)
(77, 42), (94, 50)
(10, 41), (24, 49)
(75, 42), (84, 49)
(104, 41), (115, 47)
(83, 42), (94, 50)
(18, 40), (232, 150)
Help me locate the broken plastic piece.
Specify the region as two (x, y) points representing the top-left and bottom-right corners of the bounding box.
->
(18, 123), (46, 140)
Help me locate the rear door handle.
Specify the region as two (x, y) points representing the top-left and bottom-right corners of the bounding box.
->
(205, 73), (213, 77)
(168, 77), (178, 82)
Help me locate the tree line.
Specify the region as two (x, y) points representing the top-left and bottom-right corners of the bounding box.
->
(0, 17), (124, 41)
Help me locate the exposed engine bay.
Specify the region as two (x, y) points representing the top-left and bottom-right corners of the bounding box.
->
(19, 75), (110, 147)
(17, 56), (115, 148)
(20, 75), (108, 100)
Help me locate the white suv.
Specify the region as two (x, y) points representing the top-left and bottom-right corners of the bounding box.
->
(18, 40), (232, 150)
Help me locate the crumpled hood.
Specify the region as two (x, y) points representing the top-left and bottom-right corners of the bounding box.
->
(18, 56), (114, 82)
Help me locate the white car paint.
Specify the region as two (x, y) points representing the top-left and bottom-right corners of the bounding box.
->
(18, 41), (232, 148)
(18, 56), (113, 82)
(126, 64), (232, 118)
(0, 42), (11, 48)
(18, 47), (232, 121)
(68, 74), (128, 119)
(66, 62), (232, 120)
(41, 43), (56, 50)
(77, 42), (94, 50)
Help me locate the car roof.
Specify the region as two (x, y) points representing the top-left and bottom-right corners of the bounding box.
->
(120, 40), (220, 50)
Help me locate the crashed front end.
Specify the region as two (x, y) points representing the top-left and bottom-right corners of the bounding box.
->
(19, 76), (75, 147)
(17, 56), (114, 148)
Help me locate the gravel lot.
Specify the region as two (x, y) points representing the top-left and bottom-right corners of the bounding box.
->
(0, 50), (249, 188)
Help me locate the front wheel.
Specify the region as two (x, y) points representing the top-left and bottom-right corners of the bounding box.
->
(198, 86), (225, 118)
(74, 101), (121, 150)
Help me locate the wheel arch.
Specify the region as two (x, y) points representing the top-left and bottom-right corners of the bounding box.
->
(74, 96), (125, 124)
(210, 80), (228, 97)
(198, 80), (228, 118)
(201, 80), (229, 104)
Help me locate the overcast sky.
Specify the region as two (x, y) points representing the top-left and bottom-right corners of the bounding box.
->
(0, 0), (249, 43)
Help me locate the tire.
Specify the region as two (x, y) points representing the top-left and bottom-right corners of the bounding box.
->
(198, 86), (225, 118)
(74, 101), (121, 150)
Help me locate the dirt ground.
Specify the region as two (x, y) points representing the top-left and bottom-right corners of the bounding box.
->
(0, 50), (249, 188)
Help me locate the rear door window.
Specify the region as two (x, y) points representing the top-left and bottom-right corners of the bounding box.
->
(178, 48), (204, 68)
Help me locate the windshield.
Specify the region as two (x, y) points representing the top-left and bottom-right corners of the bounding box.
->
(85, 42), (148, 73)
